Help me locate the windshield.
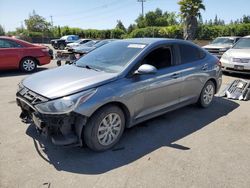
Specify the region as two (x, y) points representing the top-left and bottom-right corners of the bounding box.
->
(60, 36), (68, 40)
(76, 41), (146, 73)
(84, 40), (98, 47)
(211, 37), (234, 44)
(233, 38), (250, 49)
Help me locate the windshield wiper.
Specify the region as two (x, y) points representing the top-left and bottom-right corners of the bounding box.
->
(84, 65), (101, 72)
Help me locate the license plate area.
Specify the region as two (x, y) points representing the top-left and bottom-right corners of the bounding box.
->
(234, 65), (244, 70)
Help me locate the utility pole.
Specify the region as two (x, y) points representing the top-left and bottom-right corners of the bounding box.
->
(50, 15), (53, 26)
(138, 0), (146, 17)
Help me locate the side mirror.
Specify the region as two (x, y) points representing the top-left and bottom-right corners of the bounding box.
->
(134, 64), (157, 75)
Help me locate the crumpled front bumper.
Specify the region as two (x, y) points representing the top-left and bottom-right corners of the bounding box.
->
(16, 97), (87, 146)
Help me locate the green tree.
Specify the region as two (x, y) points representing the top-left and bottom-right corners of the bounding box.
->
(24, 10), (51, 33)
(178, 0), (205, 40)
(0, 25), (5, 36)
(242, 15), (250, 23)
(135, 15), (146, 28)
(127, 24), (137, 33)
(115, 20), (126, 32)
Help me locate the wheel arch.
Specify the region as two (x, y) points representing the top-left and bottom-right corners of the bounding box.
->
(19, 56), (40, 66)
(207, 78), (218, 93)
(90, 101), (131, 128)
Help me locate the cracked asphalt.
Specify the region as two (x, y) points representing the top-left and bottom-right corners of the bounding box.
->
(0, 62), (250, 188)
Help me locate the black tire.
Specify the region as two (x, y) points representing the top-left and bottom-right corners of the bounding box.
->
(56, 60), (62, 66)
(59, 44), (65, 50)
(83, 105), (125, 151)
(20, 57), (37, 72)
(198, 80), (215, 108)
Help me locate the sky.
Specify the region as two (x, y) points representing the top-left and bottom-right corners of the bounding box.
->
(0, 0), (250, 32)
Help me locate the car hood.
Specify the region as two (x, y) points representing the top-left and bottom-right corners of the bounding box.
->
(225, 48), (250, 58)
(22, 65), (118, 99)
(203, 43), (232, 49)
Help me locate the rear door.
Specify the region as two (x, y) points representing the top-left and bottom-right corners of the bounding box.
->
(176, 43), (208, 103)
(0, 39), (23, 69)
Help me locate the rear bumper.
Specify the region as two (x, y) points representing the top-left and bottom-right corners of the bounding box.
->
(221, 59), (250, 74)
(37, 56), (51, 65)
(16, 97), (87, 146)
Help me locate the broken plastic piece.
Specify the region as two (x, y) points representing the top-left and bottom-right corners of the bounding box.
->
(219, 79), (250, 101)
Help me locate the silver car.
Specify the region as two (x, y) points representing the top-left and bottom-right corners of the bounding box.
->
(16, 38), (222, 151)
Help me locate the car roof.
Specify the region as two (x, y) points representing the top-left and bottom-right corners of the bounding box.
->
(216, 36), (241, 39)
(122, 38), (178, 44)
(0, 36), (34, 47)
(243, 35), (250, 38)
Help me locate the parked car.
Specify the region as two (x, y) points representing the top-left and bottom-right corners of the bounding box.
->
(72, 39), (115, 55)
(65, 39), (92, 50)
(203, 36), (241, 58)
(51, 35), (79, 50)
(16, 38), (222, 151)
(0, 36), (51, 72)
(220, 35), (250, 74)
(67, 40), (99, 52)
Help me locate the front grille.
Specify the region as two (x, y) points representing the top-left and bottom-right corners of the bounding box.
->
(17, 87), (48, 105)
(205, 48), (220, 55)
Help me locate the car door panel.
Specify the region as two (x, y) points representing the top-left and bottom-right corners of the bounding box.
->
(178, 60), (207, 103)
(0, 48), (22, 69)
(134, 66), (183, 119)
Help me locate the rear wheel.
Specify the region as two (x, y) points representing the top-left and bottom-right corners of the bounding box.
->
(83, 105), (125, 151)
(198, 80), (215, 108)
(20, 58), (37, 72)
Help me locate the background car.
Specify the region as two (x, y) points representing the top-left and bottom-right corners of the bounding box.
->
(51, 35), (79, 50)
(72, 39), (116, 55)
(16, 38), (222, 151)
(203, 36), (241, 58)
(220, 35), (250, 74)
(65, 39), (92, 50)
(0, 36), (51, 72)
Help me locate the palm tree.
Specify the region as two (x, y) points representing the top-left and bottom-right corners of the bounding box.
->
(178, 0), (205, 40)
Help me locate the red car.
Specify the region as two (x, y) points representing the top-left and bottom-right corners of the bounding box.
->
(0, 36), (51, 72)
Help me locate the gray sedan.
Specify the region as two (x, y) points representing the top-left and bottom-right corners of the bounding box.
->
(16, 38), (222, 151)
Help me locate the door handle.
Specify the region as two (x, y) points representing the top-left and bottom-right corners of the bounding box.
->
(171, 73), (180, 79)
(202, 64), (208, 71)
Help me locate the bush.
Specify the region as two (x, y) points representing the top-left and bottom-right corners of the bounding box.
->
(197, 23), (250, 40)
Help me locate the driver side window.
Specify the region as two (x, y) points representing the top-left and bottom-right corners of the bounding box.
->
(142, 46), (172, 69)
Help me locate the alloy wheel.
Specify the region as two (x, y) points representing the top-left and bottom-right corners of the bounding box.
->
(97, 113), (122, 146)
(203, 84), (214, 105)
(22, 59), (36, 71)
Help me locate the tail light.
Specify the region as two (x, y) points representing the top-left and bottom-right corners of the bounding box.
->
(217, 60), (222, 67)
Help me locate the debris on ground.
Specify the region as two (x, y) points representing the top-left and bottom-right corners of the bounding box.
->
(219, 79), (250, 101)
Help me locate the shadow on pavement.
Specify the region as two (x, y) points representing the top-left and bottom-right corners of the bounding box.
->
(26, 97), (239, 174)
(0, 67), (49, 77)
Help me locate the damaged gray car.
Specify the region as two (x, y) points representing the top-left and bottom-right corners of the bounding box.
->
(16, 38), (222, 151)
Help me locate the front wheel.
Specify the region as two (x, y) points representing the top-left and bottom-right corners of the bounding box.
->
(198, 80), (215, 108)
(83, 105), (125, 151)
(20, 58), (37, 72)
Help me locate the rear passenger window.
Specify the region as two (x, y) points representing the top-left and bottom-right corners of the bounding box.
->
(179, 44), (205, 64)
(0, 39), (22, 48)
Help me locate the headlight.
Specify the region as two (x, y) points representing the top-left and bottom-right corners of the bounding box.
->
(232, 58), (241, 62)
(221, 53), (231, 61)
(35, 89), (96, 114)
